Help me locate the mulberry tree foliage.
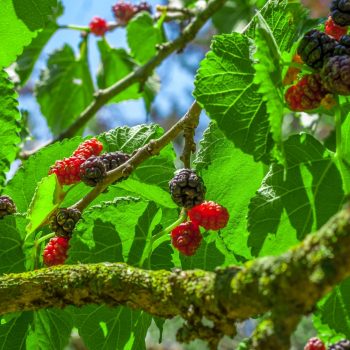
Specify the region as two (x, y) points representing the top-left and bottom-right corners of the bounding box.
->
(1, 0), (350, 349)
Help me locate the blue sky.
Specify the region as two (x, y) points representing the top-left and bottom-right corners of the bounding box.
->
(21, 0), (208, 144)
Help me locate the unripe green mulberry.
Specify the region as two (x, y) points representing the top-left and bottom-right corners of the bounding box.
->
(49, 208), (81, 238)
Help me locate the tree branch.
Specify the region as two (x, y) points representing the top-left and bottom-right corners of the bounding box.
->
(20, 0), (226, 159)
(180, 104), (200, 168)
(71, 101), (202, 212)
(2, 205), (350, 348)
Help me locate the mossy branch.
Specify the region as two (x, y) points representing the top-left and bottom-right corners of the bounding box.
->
(2, 205), (350, 348)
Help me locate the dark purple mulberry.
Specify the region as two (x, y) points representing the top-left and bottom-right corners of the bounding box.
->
(169, 169), (206, 209)
(297, 29), (337, 69)
(330, 0), (350, 26)
(321, 55), (350, 95)
(79, 156), (107, 187)
(100, 152), (130, 171)
(0, 195), (16, 218)
(329, 339), (350, 350)
(334, 34), (350, 55)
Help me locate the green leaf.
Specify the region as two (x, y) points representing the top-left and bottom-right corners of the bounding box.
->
(67, 198), (164, 348)
(68, 195), (175, 270)
(0, 70), (21, 188)
(15, 26), (57, 86)
(194, 0), (307, 162)
(101, 124), (176, 190)
(116, 178), (177, 209)
(194, 123), (263, 262)
(248, 133), (344, 257)
(314, 278), (350, 342)
(97, 40), (142, 102)
(180, 234), (227, 271)
(0, 0), (58, 68)
(5, 137), (82, 213)
(335, 108), (350, 194)
(15, 2), (63, 85)
(194, 33), (272, 162)
(68, 198), (150, 264)
(211, 0), (256, 33)
(0, 312), (32, 350)
(97, 39), (159, 109)
(35, 43), (94, 135)
(71, 306), (151, 350)
(253, 12), (284, 159)
(127, 12), (163, 64)
(26, 174), (65, 234)
(26, 309), (73, 350)
(247, 0), (306, 52)
(0, 216), (26, 275)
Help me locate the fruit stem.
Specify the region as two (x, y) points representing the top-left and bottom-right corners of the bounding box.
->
(335, 99), (342, 158)
(36, 233), (55, 246)
(138, 209), (187, 268)
(59, 24), (90, 32)
(154, 209), (187, 240)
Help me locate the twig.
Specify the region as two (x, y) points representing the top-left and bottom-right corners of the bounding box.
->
(156, 5), (195, 16)
(20, 0), (227, 160)
(70, 101), (202, 212)
(180, 103), (201, 168)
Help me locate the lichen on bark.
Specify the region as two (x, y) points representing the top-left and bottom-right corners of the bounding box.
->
(0, 206), (350, 349)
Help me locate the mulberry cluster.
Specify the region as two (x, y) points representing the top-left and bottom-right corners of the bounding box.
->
(330, 0), (350, 26)
(304, 338), (326, 350)
(329, 339), (350, 350)
(79, 151), (130, 187)
(49, 138), (103, 186)
(0, 195), (16, 219)
(297, 29), (337, 69)
(49, 208), (81, 238)
(112, 1), (152, 26)
(48, 138), (130, 187)
(169, 170), (229, 256)
(46, 138), (131, 265)
(325, 16), (348, 40)
(87, 1), (152, 36)
(43, 207), (82, 267)
(171, 222), (202, 256)
(43, 237), (70, 267)
(284, 1), (350, 111)
(285, 74), (328, 111)
(169, 169), (206, 209)
(322, 55), (350, 94)
(89, 17), (109, 36)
